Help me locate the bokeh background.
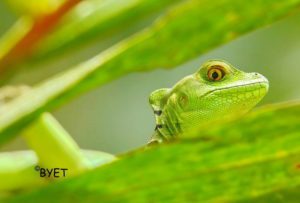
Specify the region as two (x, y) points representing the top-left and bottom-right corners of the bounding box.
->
(1, 2), (300, 154)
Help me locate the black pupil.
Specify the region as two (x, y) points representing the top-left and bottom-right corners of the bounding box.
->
(212, 71), (219, 79)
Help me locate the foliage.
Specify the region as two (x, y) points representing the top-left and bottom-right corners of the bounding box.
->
(0, 0), (300, 202)
(7, 102), (300, 202)
(1, 0), (299, 144)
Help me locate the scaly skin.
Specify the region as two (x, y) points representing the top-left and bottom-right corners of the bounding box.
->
(149, 60), (269, 144)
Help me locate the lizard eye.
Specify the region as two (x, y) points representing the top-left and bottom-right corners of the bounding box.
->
(207, 66), (225, 81)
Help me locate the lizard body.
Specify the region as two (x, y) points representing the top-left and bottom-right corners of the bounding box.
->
(149, 60), (269, 144)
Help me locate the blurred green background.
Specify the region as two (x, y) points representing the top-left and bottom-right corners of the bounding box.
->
(1, 2), (300, 154)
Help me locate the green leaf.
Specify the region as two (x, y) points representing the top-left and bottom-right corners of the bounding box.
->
(0, 150), (115, 192)
(1, 0), (300, 143)
(4, 0), (64, 17)
(0, 0), (181, 72)
(31, 0), (182, 62)
(6, 102), (300, 202)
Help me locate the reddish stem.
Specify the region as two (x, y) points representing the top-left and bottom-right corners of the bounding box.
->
(0, 0), (82, 74)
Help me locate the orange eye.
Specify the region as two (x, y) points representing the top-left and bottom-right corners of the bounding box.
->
(207, 67), (225, 81)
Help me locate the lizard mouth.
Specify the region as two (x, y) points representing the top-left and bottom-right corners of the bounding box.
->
(204, 78), (269, 100)
(214, 81), (268, 93)
(193, 79), (269, 118)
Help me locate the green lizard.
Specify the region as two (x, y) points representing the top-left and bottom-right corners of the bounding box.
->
(0, 59), (268, 194)
(149, 59), (269, 144)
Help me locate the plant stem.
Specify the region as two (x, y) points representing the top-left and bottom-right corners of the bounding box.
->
(22, 112), (90, 176)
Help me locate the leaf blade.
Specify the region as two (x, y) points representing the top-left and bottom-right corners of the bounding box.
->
(1, 0), (300, 144)
(6, 102), (300, 202)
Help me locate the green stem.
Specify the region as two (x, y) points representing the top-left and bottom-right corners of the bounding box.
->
(21, 112), (91, 176)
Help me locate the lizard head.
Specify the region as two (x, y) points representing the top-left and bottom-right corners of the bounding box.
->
(149, 59), (269, 139)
